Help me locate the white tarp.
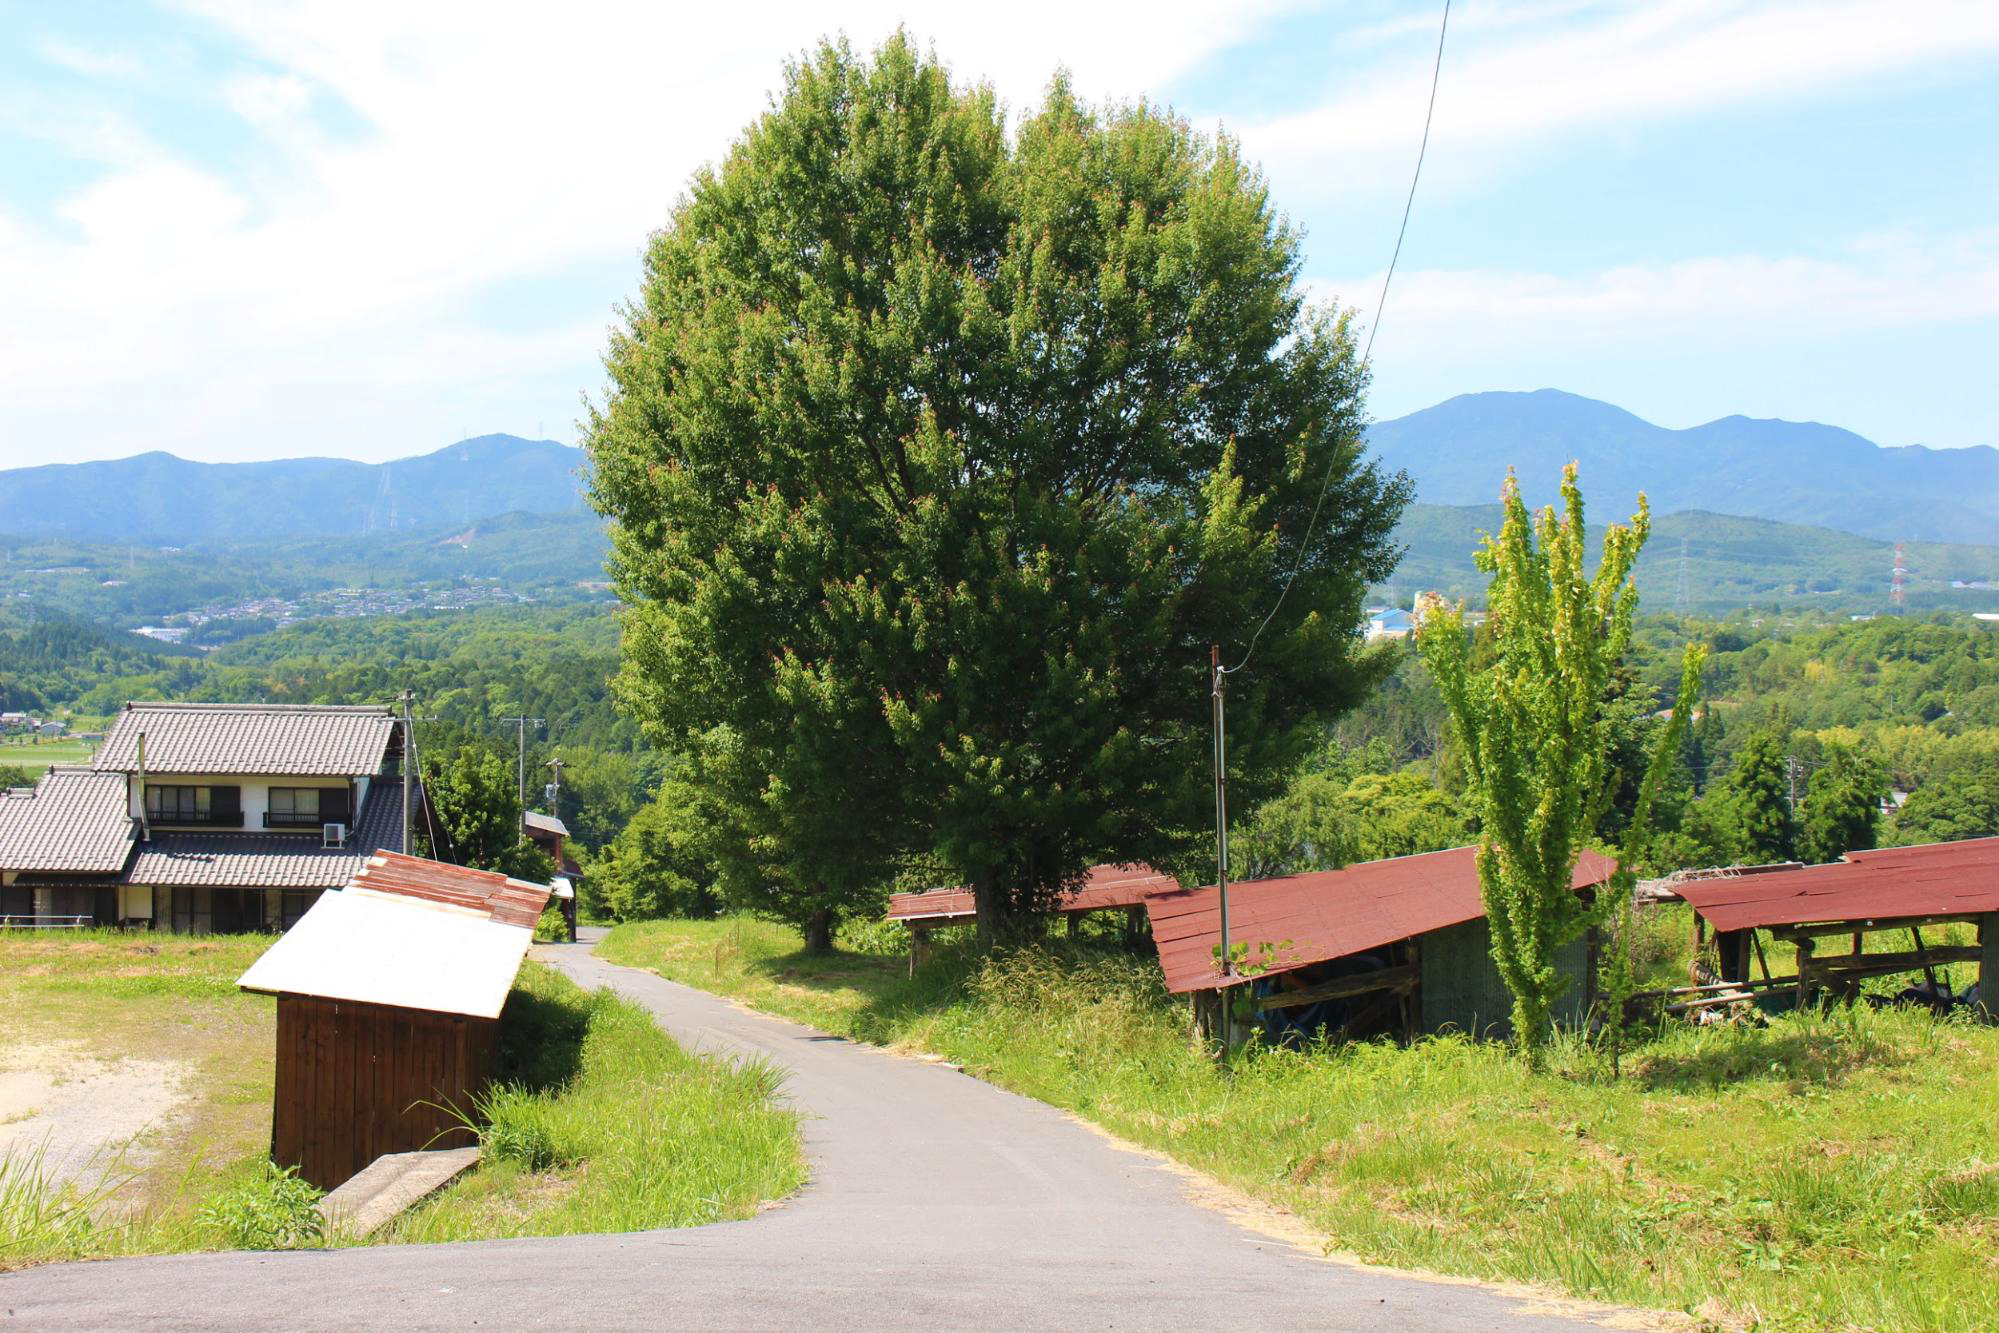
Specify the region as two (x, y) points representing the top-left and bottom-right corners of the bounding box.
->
(237, 886), (534, 1019)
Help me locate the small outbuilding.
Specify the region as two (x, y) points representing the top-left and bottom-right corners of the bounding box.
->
(1146, 846), (1617, 1044)
(1670, 836), (1999, 1013)
(237, 851), (551, 1190)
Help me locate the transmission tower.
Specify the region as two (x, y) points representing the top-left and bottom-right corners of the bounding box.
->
(1892, 542), (1908, 612)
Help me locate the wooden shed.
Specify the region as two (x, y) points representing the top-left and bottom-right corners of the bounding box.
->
(1670, 837), (1999, 1014)
(237, 852), (551, 1190)
(1145, 846), (1617, 1044)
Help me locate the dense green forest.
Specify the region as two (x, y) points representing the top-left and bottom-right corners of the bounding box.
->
(11, 591), (1999, 909)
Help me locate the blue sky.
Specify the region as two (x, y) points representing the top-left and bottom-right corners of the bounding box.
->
(0, 1), (1993, 468)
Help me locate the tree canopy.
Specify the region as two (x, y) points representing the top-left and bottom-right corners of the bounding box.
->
(588, 34), (1408, 940)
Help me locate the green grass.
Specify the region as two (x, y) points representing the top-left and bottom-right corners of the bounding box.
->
(375, 962), (804, 1243)
(601, 915), (1999, 1333)
(0, 737), (99, 778)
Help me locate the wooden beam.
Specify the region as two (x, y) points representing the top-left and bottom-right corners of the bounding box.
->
(1770, 914), (1985, 941)
(1807, 945), (1980, 975)
(1254, 963), (1419, 1012)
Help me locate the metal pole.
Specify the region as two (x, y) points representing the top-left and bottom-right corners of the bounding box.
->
(1212, 646), (1231, 979)
(399, 690), (413, 855)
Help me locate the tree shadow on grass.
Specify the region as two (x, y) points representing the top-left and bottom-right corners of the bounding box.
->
(495, 984), (593, 1092)
(1633, 1022), (1906, 1094)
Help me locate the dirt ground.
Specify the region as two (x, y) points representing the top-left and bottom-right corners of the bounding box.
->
(0, 1040), (189, 1191)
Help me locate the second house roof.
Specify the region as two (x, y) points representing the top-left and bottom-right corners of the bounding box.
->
(95, 702), (397, 777)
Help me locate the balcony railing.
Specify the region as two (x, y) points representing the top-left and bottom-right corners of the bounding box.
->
(264, 812), (338, 829)
(146, 811), (244, 828)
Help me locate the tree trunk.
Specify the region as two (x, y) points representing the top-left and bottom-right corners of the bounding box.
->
(803, 907), (835, 954)
(971, 865), (1012, 950)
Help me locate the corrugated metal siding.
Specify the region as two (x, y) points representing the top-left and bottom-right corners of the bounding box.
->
(1418, 919), (1592, 1038)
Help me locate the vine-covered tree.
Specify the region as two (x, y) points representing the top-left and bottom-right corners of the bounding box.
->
(588, 35), (1409, 942)
(1418, 465), (1697, 1060)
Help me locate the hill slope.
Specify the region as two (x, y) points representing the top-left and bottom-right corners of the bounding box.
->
(1381, 505), (1999, 613)
(1367, 390), (1999, 544)
(0, 435), (587, 543)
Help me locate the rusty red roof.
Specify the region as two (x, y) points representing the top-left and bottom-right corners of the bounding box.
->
(887, 863), (1180, 923)
(1676, 837), (1999, 932)
(1146, 845), (1620, 994)
(348, 850), (551, 928)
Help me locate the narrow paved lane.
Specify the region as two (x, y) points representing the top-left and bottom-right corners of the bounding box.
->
(2, 938), (1650, 1331)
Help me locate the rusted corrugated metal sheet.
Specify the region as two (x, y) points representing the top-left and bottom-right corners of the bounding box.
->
(1677, 837), (1999, 931)
(348, 851), (550, 928)
(1146, 845), (1619, 994)
(887, 863), (1180, 923)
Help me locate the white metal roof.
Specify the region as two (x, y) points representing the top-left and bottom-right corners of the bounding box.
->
(236, 885), (536, 1019)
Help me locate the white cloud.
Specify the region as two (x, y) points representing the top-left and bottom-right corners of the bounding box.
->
(39, 38), (144, 80)
(1245, 0), (1999, 202)
(1319, 227), (1999, 353)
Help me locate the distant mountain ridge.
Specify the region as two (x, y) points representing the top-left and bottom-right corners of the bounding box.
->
(1366, 390), (1999, 545)
(0, 435), (587, 544)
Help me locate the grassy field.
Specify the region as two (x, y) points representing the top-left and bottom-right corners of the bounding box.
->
(0, 930), (275, 1267)
(377, 961), (804, 1243)
(601, 914), (1999, 1333)
(1, 935), (803, 1268)
(0, 737), (99, 779)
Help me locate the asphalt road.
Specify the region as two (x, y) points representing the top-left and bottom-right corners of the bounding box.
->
(1, 936), (1652, 1331)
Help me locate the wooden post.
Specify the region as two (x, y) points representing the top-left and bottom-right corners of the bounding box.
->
(1716, 929), (1751, 984)
(1981, 914), (1998, 1022)
(908, 924), (932, 978)
(1795, 935), (1815, 1009)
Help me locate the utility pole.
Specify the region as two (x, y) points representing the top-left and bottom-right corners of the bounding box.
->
(1211, 646), (1231, 981)
(398, 690), (415, 855)
(500, 715), (543, 840)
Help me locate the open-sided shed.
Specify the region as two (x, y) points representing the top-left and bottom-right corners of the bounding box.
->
(1146, 846), (1618, 1042)
(1671, 837), (1999, 1011)
(237, 852), (551, 1189)
(887, 863), (1179, 968)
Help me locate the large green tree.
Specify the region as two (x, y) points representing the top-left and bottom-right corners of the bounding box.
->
(588, 35), (1408, 942)
(1418, 466), (1697, 1060)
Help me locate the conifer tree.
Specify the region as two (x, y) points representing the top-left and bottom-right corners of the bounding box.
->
(1798, 743), (1885, 864)
(1714, 729), (1797, 863)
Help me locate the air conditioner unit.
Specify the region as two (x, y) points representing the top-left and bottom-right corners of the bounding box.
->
(322, 822), (349, 849)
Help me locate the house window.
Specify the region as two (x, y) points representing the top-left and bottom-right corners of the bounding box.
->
(267, 788), (321, 827)
(144, 784), (241, 827)
(147, 785), (210, 822)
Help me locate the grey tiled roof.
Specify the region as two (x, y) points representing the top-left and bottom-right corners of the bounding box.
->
(121, 777), (405, 889)
(523, 810), (569, 838)
(95, 703), (396, 777)
(0, 767), (135, 873)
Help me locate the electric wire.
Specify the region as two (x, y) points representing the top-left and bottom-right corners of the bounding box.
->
(1225, 0), (1452, 677)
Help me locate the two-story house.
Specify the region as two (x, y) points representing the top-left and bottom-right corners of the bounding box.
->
(0, 702), (409, 931)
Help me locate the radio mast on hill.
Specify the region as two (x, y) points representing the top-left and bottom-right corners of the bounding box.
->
(1892, 543), (1908, 612)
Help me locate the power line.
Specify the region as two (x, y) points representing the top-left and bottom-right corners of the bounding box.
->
(1225, 0), (1452, 678)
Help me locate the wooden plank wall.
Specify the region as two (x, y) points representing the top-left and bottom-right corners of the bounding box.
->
(272, 994), (499, 1190)
(1418, 918), (1593, 1038)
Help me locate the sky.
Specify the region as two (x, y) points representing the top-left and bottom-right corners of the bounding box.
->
(0, 0), (1993, 469)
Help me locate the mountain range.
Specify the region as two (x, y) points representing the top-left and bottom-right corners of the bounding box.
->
(0, 435), (587, 544)
(2, 389), (1992, 552)
(1367, 390), (1998, 545)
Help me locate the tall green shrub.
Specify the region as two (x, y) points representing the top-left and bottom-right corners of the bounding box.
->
(1418, 466), (1697, 1060)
